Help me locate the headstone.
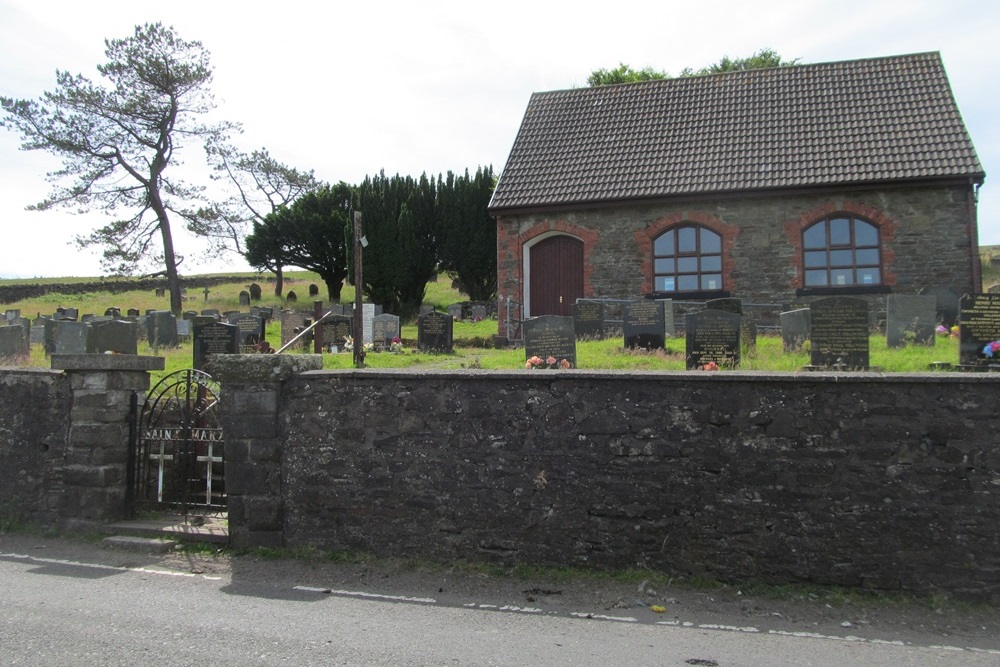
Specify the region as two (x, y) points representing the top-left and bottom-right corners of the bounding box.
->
(248, 283), (262, 301)
(809, 297), (869, 368)
(685, 309), (741, 369)
(286, 291), (297, 303)
(886, 294), (936, 348)
(706, 298), (755, 351)
(919, 286), (960, 329)
(42, 318), (58, 355)
(372, 314), (401, 351)
(0, 325), (28, 359)
(193, 321), (240, 371)
(351, 302), (376, 344)
(420, 304), (435, 316)
(154, 288), (165, 298)
(573, 301), (605, 339)
(233, 314), (265, 352)
(256, 307), (274, 322)
(127, 308), (141, 318)
(321, 314), (353, 351)
(104, 307), (121, 319)
(657, 299), (676, 337)
(53, 321), (90, 355)
(176, 319), (192, 338)
(447, 303), (463, 320)
(470, 305), (488, 321)
(959, 293), (1000, 366)
(308, 284), (319, 297)
(281, 310), (309, 348)
(10, 317), (31, 341)
(523, 315), (577, 368)
(201, 309), (221, 317)
(5, 309), (21, 322)
(182, 310), (198, 320)
(62, 307), (79, 321)
(30, 325), (45, 346)
(88, 319), (138, 355)
(239, 290), (251, 307)
(145, 310), (178, 348)
(780, 308), (811, 352)
(81, 314), (96, 324)
(623, 300), (665, 350)
(417, 311), (454, 352)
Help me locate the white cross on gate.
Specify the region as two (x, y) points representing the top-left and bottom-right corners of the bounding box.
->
(148, 440), (173, 503)
(197, 442), (224, 505)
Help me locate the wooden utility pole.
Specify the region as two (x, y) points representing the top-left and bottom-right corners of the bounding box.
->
(353, 211), (366, 368)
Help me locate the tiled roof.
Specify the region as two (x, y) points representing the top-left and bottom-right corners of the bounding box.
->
(489, 52), (984, 213)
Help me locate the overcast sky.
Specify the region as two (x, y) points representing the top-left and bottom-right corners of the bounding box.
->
(0, 0), (996, 278)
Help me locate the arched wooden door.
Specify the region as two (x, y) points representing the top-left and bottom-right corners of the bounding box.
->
(529, 235), (584, 317)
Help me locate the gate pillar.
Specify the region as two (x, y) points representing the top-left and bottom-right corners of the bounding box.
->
(50, 354), (165, 532)
(206, 354), (322, 549)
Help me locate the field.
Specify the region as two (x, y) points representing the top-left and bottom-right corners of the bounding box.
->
(0, 266), (975, 383)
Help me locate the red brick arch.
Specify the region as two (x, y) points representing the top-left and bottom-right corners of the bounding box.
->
(634, 211), (739, 294)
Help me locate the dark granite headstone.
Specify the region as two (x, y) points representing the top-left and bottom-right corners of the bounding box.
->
(62, 307), (79, 321)
(104, 307), (121, 318)
(810, 297), (869, 368)
(959, 293), (1000, 365)
(248, 283), (262, 301)
(308, 284), (319, 297)
(886, 294), (936, 348)
(372, 314), (401, 351)
(685, 309), (741, 369)
(233, 314), (265, 352)
(706, 298), (755, 351)
(573, 301), (605, 339)
(145, 311), (178, 348)
(919, 285), (960, 329)
(88, 320), (138, 355)
(42, 318), (58, 355)
(127, 308), (140, 318)
(780, 308), (811, 352)
(417, 311), (454, 352)
(524, 315), (577, 368)
(239, 290), (251, 307)
(321, 314), (353, 351)
(286, 291), (297, 303)
(53, 321), (89, 355)
(193, 321), (240, 370)
(0, 325), (28, 359)
(623, 300), (665, 350)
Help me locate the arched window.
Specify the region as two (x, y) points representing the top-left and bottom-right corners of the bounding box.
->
(802, 215), (881, 287)
(653, 224), (723, 293)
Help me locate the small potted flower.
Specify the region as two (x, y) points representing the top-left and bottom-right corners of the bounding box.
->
(390, 336), (404, 353)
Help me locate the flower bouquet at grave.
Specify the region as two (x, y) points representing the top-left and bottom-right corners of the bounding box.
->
(343, 336), (354, 352)
(390, 336), (404, 353)
(525, 355), (572, 369)
(981, 341), (1000, 359)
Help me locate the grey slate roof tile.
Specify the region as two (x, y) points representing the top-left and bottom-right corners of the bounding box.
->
(489, 52), (984, 213)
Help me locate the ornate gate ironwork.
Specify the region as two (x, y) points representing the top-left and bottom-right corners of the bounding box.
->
(127, 369), (225, 517)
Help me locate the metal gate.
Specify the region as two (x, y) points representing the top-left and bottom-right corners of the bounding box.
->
(127, 369), (225, 517)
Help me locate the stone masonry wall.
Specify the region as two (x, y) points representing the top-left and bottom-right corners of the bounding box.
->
(496, 183), (977, 325)
(276, 368), (1000, 602)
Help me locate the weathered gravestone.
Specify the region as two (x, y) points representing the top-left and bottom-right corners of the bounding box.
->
(145, 311), (179, 348)
(447, 303), (463, 320)
(176, 319), (192, 338)
(88, 319), (137, 355)
(417, 311), (454, 352)
(573, 301), (605, 339)
(470, 304), (488, 321)
(657, 299), (676, 337)
(248, 283), (262, 301)
(232, 314), (265, 352)
(809, 297), (869, 368)
(420, 304), (436, 316)
(919, 285), (960, 329)
(780, 308), (811, 352)
(886, 294), (936, 348)
(127, 308), (141, 318)
(42, 318), (58, 355)
(286, 291), (297, 303)
(5, 309), (21, 322)
(352, 302), (376, 344)
(308, 284), (319, 297)
(62, 307), (79, 321)
(706, 297), (755, 351)
(524, 315), (577, 368)
(280, 310), (309, 348)
(53, 321), (89, 355)
(959, 293), (1000, 366)
(685, 309), (741, 369)
(9, 317), (31, 341)
(193, 321), (240, 370)
(104, 307), (121, 318)
(623, 300), (665, 350)
(322, 314), (353, 351)
(372, 314), (401, 351)
(0, 325), (28, 359)
(239, 290), (251, 307)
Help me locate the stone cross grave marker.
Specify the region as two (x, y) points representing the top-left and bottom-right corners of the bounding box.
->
(417, 311), (453, 352)
(193, 321), (240, 370)
(623, 300), (665, 350)
(886, 294), (936, 348)
(685, 309), (741, 369)
(959, 293), (1000, 366)
(524, 315), (577, 368)
(809, 297), (869, 368)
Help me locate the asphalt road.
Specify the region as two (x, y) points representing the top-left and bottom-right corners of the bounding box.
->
(1, 534), (997, 666)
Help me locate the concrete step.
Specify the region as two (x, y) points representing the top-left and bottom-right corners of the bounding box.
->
(101, 535), (178, 554)
(103, 514), (229, 545)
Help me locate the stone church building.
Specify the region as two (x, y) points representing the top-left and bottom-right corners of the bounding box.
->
(489, 52), (985, 325)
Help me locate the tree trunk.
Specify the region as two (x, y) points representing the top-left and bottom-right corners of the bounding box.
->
(273, 264), (284, 297)
(324, 277), (344, 303)
(149, 194), (183, 315)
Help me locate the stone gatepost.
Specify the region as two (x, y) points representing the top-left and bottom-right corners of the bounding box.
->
(50, 354), (164, 531)
(206, 354), (323, 549)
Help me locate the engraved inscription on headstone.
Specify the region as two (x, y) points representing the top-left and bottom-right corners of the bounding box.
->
(886, 294), (936, 348)
(372, 314), (400, 351)
(193, 322), (240, 370)
(573, 301), (605, 339)
(524, 315), (577, 368)
(686, 309), (741, 369)
(233, 314), (265, 352)
(959, 293), (1000, 365)
(623, 300), (665, 350)
(417, 311), (453, 352)
(322, 314), (353, 350)
(809, 297), (869, 368)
